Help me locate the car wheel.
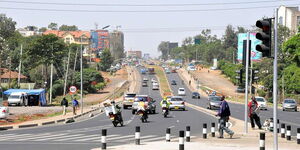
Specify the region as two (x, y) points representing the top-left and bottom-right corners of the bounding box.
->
(295, 108), (297, 112)
(209, 105), (212, 110)
(182, 108), (186, 111)
(283, 108), (285, 111)
(132, 110), (136, 114)
(123, 105), (127, 109)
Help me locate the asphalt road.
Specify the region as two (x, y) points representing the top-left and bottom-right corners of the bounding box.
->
(0, 69), (218, 150)
(165, 72), (300, 136)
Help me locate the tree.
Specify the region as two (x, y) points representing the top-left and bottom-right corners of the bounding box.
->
(74, 68), (104, 92)
(48, 22), (58, 30)
(158, 41), (170, 60)
(282, 33), (300, 66)
(223, 25), (237, 49)
(38, 27), (47, 32)
(59, 25), (78, 31)
(99, 48), (113, 71)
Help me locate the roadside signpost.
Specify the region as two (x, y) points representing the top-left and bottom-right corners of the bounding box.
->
(69, 86), (77, 94)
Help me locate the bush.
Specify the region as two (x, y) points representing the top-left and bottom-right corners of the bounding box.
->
(52, 80), (64, 98)
(74, 68), (104, 93)
(95, 82), (106, 91)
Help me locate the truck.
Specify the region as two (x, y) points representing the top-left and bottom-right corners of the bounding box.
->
(140, 68), (147, 74)
(148, 67), (155, 74)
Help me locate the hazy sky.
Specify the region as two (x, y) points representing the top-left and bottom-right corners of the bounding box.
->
(0, 0), (299, 57)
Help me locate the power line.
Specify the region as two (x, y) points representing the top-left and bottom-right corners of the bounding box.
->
(0, 0), (296, 6)
(0, 4), (299, 13)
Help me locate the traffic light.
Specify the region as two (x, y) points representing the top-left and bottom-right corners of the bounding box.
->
(251, 69), (259, 83)
(256, 19), (272, 57)
(235, 69), (243, 85)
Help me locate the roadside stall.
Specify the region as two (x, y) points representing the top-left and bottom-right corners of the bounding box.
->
(3, 89), (47, 106)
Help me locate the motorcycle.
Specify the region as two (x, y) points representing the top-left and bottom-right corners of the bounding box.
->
(161, 103), (169, 118)
(136, 106), (148, 123)
(109, 112), (124, 127)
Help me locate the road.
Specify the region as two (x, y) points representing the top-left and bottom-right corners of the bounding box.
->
(165, 72), (300, 136)
(0, 68), (218, 150)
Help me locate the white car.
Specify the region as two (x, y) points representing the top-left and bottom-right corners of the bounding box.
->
(255, 97), (267, 110)
(169, 96), (185, 111)
(0, 106), (9, 119)
(187, 66), (196, 71)
(143, 78), (148, 81)
(151, 78), (156, 83)
(178, 88), (186, 96)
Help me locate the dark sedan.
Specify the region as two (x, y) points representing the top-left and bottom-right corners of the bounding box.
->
(171, 80), (177, 85)
(192, 92), (201, 99)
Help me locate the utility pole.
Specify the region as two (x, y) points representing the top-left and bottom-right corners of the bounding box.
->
(8, 57), (11, 89)
(273, 8), (279, 150)
(80, 37), (83, 114)
(18, 44), (23, 87)
(49, 63), (53, 104)
(244, 32), (250, 134)
(63, 48), (71, 96)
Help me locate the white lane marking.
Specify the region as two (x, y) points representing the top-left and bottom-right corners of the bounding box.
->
(94, 135), (134, 142)
(32, 133), (73, 141)
(74, 134), (120, 142)
(53, 134), (99, 142)
(168, 126), (175, 128)
(0, 134), (32, 141)
(14, 133), (52, 141)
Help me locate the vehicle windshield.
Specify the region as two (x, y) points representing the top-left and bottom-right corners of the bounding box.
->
(210, 97), (221, 101)
(135, 97), (148, 102)
(284, 99), (295, 104)
(255, 98), (265, 102)
(179, 89), (184, 91)
(171, 98), (183, 101)
(192, 92), (199, 95)
(125, 94), (136, 98)
(9, 95), (20, 99)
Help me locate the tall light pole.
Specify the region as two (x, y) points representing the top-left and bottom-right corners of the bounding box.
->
(80, 36), (83, 114)
(18, 44), (23, 87)
(244, 32), (250, 134)
(273, 8), (279, 150)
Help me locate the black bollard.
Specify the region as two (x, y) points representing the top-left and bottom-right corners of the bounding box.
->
(259, 132), (265, 150)
(186, 126), (191, 142)
(203, 123), (207, 139)
(135, 126), (140, 145)
(101, 129), (107, 150)
(179, 130), (184, 150)
(166, 128), (171, 142)
(211, 123), (216, 137)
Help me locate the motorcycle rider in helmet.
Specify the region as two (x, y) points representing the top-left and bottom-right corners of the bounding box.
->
(111, 100), (123, 122)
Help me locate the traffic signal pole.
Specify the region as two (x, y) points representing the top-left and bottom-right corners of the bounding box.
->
(273, 8), (279, 150)
(244, 32), (250, 134)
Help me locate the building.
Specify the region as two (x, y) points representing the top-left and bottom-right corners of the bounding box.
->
(109, 30), (124, 60)
(18, 26), (41, 37)
(143, 53), (150, 60)
(0, 68), (27, 84)
(91, 30), (110, 56)
(127, 51), (142, 59)
(43, 30), (90, 54)
(278, 6), (300, 34)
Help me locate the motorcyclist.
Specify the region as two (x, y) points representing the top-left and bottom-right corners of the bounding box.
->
(160, 97), (170, 109)
(111, 100), (123, 121)
(137, 97), (148, 119)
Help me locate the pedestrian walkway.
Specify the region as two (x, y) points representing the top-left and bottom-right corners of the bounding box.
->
(0, 132), (187, 144)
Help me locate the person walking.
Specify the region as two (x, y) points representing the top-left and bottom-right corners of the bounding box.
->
(248, 96), (262, 129)
(72, 98), (79, 115)
(216, 96), (234, 138)
(61, 97), (68, 115)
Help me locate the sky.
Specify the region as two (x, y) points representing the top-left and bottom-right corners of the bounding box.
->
(0, 0), (299, 57)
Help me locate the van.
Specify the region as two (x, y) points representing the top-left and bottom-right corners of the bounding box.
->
(8, 92), (28, 106)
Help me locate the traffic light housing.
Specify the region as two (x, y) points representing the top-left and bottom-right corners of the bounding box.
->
(256, 19), (272, 57)
(235, 69), (243, 85)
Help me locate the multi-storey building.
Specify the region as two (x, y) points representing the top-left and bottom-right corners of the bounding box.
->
(278, 6), (300, 34)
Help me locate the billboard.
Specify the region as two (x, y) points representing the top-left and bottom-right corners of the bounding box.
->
(237, 33), (262, 62)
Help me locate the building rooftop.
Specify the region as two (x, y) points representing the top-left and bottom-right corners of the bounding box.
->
(43, 30), (91, 38)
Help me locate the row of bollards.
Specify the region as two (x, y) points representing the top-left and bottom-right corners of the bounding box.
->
(100, 123), (299, 150)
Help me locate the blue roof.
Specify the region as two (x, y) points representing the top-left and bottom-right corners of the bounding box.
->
(3, 89), (45, 95)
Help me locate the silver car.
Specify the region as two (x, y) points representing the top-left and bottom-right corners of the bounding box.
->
(282, 99), (298, 112)
(169, 96), (185, 111)
(207, 96), (222, 110)
(122, 93), (136, 109)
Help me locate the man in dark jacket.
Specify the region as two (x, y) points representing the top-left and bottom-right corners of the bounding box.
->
(61, 98), (68, 115)
(248, 96), (262, 129)
(216, 96), (234, 138)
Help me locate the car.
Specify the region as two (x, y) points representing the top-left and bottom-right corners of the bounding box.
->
(192, 92), (201, 99)
(143, 77), (148, 81)
(178, 88), (186, 96)
(142, 81), (148, 87)
(0, 106), (9, 119)
(169, 96), (185, 111)
(171, 69), (176, 73)
(123, 93), (136, 109)
(187, 66), (196, 71)
(255, 96), (267, 110)
(151, 78), (156, 83)
(282, 99), (298, 112)
(207, 96), (222, 110)
(165, 69), (171, 74)
(132, 95), (156, 114)
(236, 86), (245, 93)
(171, 80), (177, 85)
(8, 92), (28, 106)
(152, 84), (159, 90)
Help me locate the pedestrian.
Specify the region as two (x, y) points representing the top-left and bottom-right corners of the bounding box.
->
(61, 97), (68, 115)
(72, 98), (79, 115)
(189, 80), (191, 85)
(248, 96), (262, 129)
(216, 96), (234, 138)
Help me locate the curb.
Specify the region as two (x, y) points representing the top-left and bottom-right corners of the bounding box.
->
(19, 123), (38, 128)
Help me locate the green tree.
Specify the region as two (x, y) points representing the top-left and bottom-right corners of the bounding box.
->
(74, 68), (104, 92)
(158, 41), (170, 60)
(99, 48), (113, 71)
(59, 25), (78, 31)
(38, 27), (47, 32)
(48, 22), (58, 30)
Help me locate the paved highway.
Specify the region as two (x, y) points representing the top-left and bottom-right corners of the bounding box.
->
(166, 71), (300, 135)
(0, 68), (217, 150)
